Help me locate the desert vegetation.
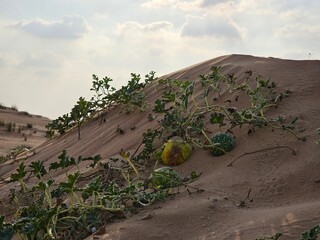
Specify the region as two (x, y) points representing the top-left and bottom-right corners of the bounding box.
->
(1, 65), (317, 240)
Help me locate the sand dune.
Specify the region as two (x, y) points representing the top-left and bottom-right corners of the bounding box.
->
(1, 54), (320, 239)
(0, 107), (49, 157)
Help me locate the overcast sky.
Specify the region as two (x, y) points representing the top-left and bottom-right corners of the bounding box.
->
(0, 0), (319, 119)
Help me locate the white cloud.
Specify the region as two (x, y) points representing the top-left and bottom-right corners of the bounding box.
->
(18, 51), (65, 69)
(181, 15), (243, 39)
(279, 9), (304, 21)
(201, 0), (234, 7)
(275, 24), (320, 38)
(142, 0), (175, 8)
(142, 0), (201, 11)
(113, 20), (177, 67)
(11, 15), (91, 40)
(0, 56), (6, 68)
(142, 0), (241, 12)
(116, 21), (173, 35)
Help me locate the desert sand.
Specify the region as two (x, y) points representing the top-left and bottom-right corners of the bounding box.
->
(1, 54), (320, 239)
(0, 107), (49, 157)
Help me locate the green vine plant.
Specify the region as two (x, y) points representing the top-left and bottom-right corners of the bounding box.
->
(149, 66), (304, 159)
(70, 97), (92, 140)
(0, 150), (198, 239)
(45, 97), (92, 140)
(46, 66), (303, 151)
(255, 225), (320, 240)
(46, 71), (156, 139)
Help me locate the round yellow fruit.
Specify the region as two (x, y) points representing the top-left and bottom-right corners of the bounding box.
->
(161, 137), (192, 166)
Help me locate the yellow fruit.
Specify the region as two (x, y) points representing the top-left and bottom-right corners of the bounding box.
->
(161, 137), (192, 166)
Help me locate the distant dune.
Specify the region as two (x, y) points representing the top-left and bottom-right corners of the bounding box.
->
(0, 106), (49, 157)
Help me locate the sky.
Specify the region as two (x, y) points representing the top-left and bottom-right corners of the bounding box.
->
(0, 0), (319, 119)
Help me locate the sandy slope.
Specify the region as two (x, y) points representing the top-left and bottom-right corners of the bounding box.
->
(0, 107), (49, 156)
(1, 54), (320, 239)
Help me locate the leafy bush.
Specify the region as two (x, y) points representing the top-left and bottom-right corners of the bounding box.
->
(11, 105), (18, 111)
(0, 156), (6, 164)
(10, 145), (32, 157)
(6, 122), (15, 132)
(300, 225), (320, 240)
(256, 225), (320, 240)
(0, 103), (6, 109)
(151, 67), (302, 156)
(1, 150), (195, 239)
(90, 71), (156, 114)
(71, 97), (92, 139)
(46, 71), (156, 140)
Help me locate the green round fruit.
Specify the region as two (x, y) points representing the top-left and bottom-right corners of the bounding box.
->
(210, 132), (235, 156)
(148, 167), (182, 189)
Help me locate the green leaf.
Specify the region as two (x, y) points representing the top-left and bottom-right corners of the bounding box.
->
(255, 232), (282, 240)
(119, 149), (130, 158)
(0, 220), (14, 240)
(32, 181), (48, 192)
(149, 167), (182, 189)
(10, 162), (27, 182)
(201, 88), (209, 98)
(162, 90), (176, 103)
(290, 117), (298, 125)
(50, 186), (64, 198)
(300, 225), (320, 240)
(29, 161), (47, 179)
(153, 99), (166, 113)
(0, 215), (4, 229)
(81, 154), (102, 168)
(145, 71), (156, 83)
(257, 78), (269, 88)
(190, 171), (202, 180)
(59, 172), (81, 193)
(91, 155), (102, 168)
(81, 176), (105, 201)
(49, 150), (77, 171)
(210, 113), (225, 125)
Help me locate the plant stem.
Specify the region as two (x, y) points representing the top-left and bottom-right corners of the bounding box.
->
(227, 145), (297, 167)
(123, 156), (140, 178)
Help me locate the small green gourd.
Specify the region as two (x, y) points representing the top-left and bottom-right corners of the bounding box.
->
(148, 167), (182, 189)
(210, 132), (235, 156)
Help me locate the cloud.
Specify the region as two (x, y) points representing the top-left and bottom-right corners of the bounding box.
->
(18, 51), (65, 69)
(181, 15), (242, 39)
(113, 20), (176, 61)
(141, 0), (175, 8)
(0, 56), (6, 68)
(116, 21), (173, 35)
(11, 15), (90, 40)
(275, 24), (320, 38)
(201, 0), (230, 7)
(142, 0), (201, 11)
(142, 0), (241, 12)
(273, 23), (320, 55)
(148, 46), (167, 57)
